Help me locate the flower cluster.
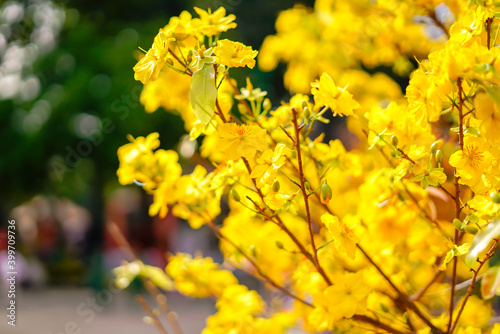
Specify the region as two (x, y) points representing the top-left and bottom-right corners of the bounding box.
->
(116, 3), (500, 333)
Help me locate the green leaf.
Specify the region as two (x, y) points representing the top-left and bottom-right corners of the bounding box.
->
(140, 265), (174, 291)
(411, 173), (425, 182)
(190, 65), (217, 125)
(481, 266), (500, 300)
(465, 218), (500, 267)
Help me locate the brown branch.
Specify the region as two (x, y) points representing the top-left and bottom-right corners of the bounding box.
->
(108, 223), (184, 334)
(429, 10), (450, 39)
(449, 239), (500, 333)
(205, 220), (312, 307)
(291, 107), (332, 286)
(448, 77), (465, 333)
(353, 315), (411, 334)
(410, 268), (443, 302)
(136, 295), (169, 334)
(487, 17), (493, 50)
(357, 245), (444, 333)
(168, 48), (193, 76)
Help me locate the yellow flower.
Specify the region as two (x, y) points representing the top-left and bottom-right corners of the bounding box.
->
(165, 253), (238, 298)
(214, 39), (258, 69)
(250, 143), (288, 187)
(321, 213), (359, 259)
(133, 29), (174, 84)
(449, 136), (494, 180)
(439, 242), (469, 271)
(218, 123), (267, 160)
(311, 73), (359, 117)
(192, 7), (237, 36)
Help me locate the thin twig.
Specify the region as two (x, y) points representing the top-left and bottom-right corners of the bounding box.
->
(136, 295), (169, 334)
(449, 239), (500, 333)
(290, 107), (332, 286)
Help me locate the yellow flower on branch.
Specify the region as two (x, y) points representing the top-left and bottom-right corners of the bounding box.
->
(311, 73), (359, 117)
(192, 7), (237, 36)
(214, 39), (258, 69)
(218, 123), (267, 160)
(439, 242), (469, 271)
(250, 143), (288, 187)
(449, 136), (494, 180)
(321, 213), (359, 259)
(133, 29), (175, 84)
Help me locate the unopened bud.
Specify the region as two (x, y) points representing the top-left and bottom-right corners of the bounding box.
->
(275, 241), (284, 249)
(272, 180), (280, 192)
(238, 103), (247, 115)
(453, 219), (463, 231)
(304, 182), (311, 192)
(304, 106), (311, 119)
(430, 141), (439, 154)
(391, 135), (398, 147)
(263, 98), (271, 111)
(320, 183), (333, 204)
(464, 225), (478, 234)
(381, 303), (389, 313)
(166, 58), (174, 66)
(249, 244), (257, 257)
(390, 150), (397, 158)
(435, 150), (443, 163)
(230, 188), (241, 202)
(302, 100), (308, 109)
(490, 191), (500, 203)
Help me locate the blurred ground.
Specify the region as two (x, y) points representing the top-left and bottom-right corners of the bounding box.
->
(0, 287), (215, 334)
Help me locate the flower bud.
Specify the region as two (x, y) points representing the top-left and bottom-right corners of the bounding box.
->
(272, 180), (280, 192)
(263, 98), (271, 112)
(490, 191), (500, 203)
(302, 100), (308, 109)
(430, 141), (439, 154)
(230, 188), (241, 202)
(391, 135), (398, 147)
(304, 106), (311, 119)
(275, 241), (284, 249)
(249, 244), (257, 257)
(238, 103), (247, 115)
(390, 150), (397, 158)
(305, 182), (311, 192)
(320, 183), (332, 204)
(435, 150), (443, 163)
(166, 58), (174, 66)
(464, 225), (478, 234)
(453, 219), (463, 231)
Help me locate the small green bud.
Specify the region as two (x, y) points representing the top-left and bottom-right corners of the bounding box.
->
(305, 182), (311, 192)
(304, 106), (311, 119)
(275, 241), (284, 249)
(302, 100), (308, 109)
(272, 180), (280, 192)
(453, 219), (463, 231)
(249, 244), (257, 257)
(430, 141), (439, 154)
(435, 150), (443, 163)
(380, 303), (389, 313)
(230, 188), (241, 202)
(464, 225), (478, 234)
(320, 183), (333, 204)
(391, 135), (398, 147)
(490, 191), (500, 203)
(166, 58), (174, 66)
(390, 150), (397, 158)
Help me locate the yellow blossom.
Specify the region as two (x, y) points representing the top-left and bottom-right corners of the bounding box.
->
(311, 73), (359, 117)
(192, 7), (237, 36)
(214, 39), (258, 69)
(321, 213), (359, 259)
(449, 136), (494, 180)
(250, 143), (288, 187)
(218, 123), (267, 160)
(133, 30), (174, 84)
(165, 253), (238, 298)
